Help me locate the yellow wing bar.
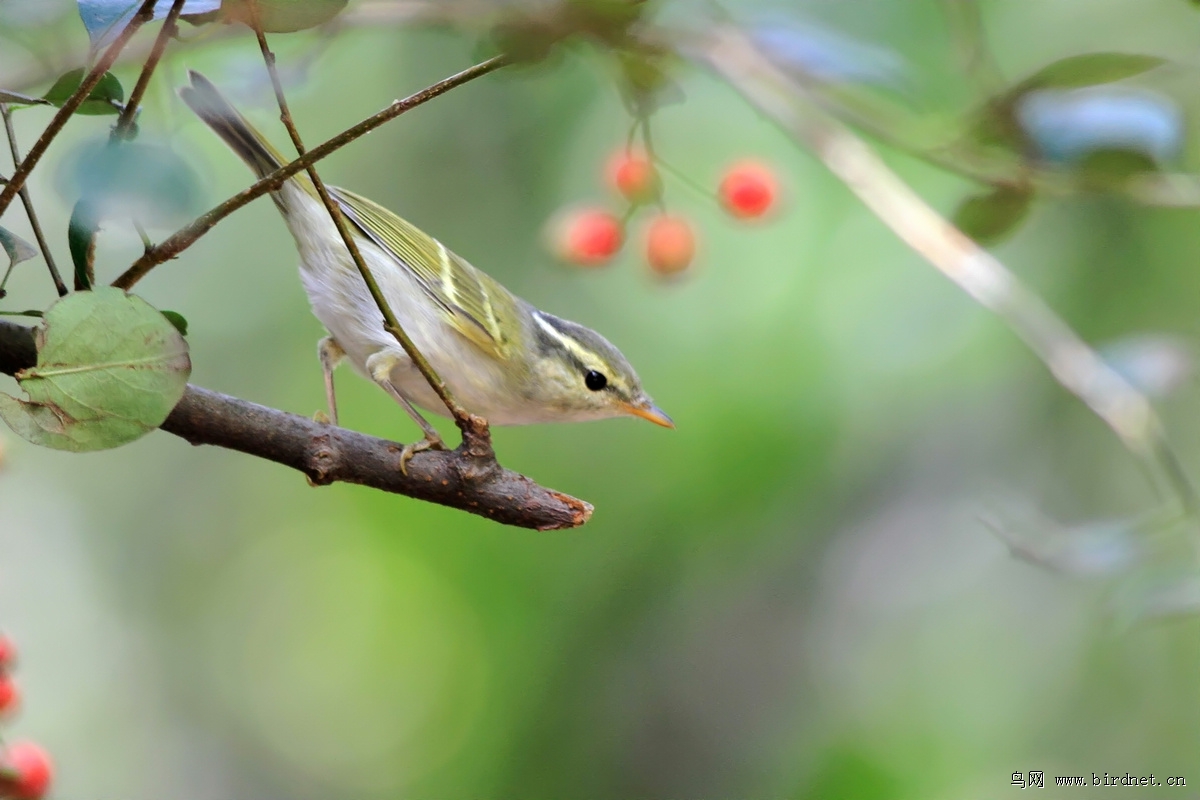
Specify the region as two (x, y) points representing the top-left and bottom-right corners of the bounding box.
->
(331, 187), (512, 359)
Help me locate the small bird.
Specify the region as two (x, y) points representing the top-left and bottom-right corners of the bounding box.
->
(180, 72), (671, 469)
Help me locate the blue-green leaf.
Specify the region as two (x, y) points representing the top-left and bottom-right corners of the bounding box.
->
(1016, 87), (1182, 170)
(752, 17), (906, 87)
(56, 136), (203, 228)
(77, 0), (221, 50)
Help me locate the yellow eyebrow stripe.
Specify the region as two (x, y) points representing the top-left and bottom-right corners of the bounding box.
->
(532, 312), (597, 368)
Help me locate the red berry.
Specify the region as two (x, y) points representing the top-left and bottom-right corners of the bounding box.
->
(0, 637), (15, 672)
(0, 742), (52, 800)
(719, 160), (778, 219)
(645, 214), (696, 276)
(607, 150), (660, 204)
(0, 676), (18, 718)
(550, 207), (624, 267)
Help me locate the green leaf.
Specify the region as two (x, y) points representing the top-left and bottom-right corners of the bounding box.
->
(0, 225), (38, 297)
(220, 0), (348, 32)
(952, 186), (1033, 245)
(1017, 53), (1165, 92)
(1076, 148), (1160, 188)
(0, 287), (191, 452)
(42, 68), (124, 115)
(0, 89), (51, 106)
(67, 198), (100, 290)
(160, 310), (188, 336)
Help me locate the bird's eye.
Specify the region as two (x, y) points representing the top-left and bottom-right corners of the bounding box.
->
(584, 370), (608, 391)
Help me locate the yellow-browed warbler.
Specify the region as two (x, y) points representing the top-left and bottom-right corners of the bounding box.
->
(181, 72), (672, 467)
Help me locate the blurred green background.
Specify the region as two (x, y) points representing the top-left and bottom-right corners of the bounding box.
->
(3, 0), (1200, 796)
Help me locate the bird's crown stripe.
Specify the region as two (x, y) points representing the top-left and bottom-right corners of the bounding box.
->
(533, 312), (596, 367)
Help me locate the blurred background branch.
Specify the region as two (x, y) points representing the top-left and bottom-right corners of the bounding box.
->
(700, 26), (1199, 520)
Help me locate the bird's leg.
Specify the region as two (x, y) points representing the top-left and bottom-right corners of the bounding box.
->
(366, 351), (447, 475)
(316, 336), (345, 426)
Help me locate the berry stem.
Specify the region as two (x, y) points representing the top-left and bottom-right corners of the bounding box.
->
(654, 156), (719, 204)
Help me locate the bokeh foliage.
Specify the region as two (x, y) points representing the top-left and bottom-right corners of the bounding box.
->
(3, 0), (1200, 796)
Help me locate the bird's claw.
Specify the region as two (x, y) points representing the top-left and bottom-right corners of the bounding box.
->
(398, 435), (447, 476)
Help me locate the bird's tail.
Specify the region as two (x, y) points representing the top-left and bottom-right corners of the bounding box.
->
(180, 71), (315, 206)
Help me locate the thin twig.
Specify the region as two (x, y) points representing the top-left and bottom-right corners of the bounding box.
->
(0, 1), (461, 97)
(701, 26), (1200, 517)
(71, 0), (186, 289)
(248, 8), (472, 431)
(0, 319), (591, 530)
(0, 105), (66, 296)
(114, 0), (187, 139)
(0, 0), (159, 219)
(110, 55), (508, 291)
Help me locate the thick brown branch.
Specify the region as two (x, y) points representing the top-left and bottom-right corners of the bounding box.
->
(0, 319), (591, 530)
(111, 55), (508, 290)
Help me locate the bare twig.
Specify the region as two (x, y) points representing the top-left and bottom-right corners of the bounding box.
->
(0, 0), (159, 219)
(110, 55), (508, 291)
(702, 27), (1200, 516)
(0, 105), (66, 296)
(114, 0), (188, 139)
(69, 0), (187, 290)
(248, 8), (472, 432)
(0, 319), (591, 529)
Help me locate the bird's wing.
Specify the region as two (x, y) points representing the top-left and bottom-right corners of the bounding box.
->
(331, 187), (513, 359)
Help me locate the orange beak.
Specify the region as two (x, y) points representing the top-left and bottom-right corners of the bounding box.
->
(623, 400), (675, 429)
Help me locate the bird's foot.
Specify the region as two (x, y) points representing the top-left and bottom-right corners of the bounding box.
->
(398, 434), (447, 476)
